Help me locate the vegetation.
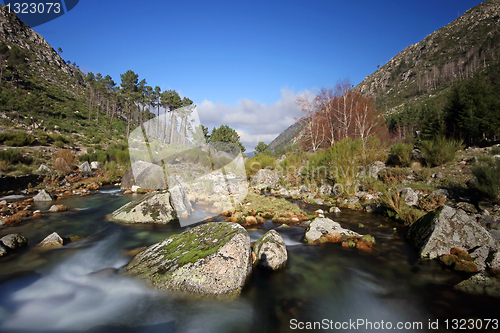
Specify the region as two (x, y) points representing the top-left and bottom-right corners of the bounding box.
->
(387, 142), (413, 167)
(470, 159), (500, 200)
(208, 124), (245, 154)
(418, 137), (463, 167)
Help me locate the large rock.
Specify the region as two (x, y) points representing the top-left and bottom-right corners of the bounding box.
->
(125, 222), (252, 295)
(168, 177), (193, 218)
(36, 164), (52, 173)
(250, 169), (279, 188)
(0, 233), (28, 250)
(39, 232), (64, 247)
(79, 161), (91, 172)
(121, 161), (166, 190)
(90, 161), (102, 170)
(254, 229), (287, 270)
(111, 190), (177, 224)
(304, 217), (361, 244)
(398, 187), (418, 206)
(33, 189), (52, 202)
(366, 161), (386, 179)
(405, 205), (499, 263)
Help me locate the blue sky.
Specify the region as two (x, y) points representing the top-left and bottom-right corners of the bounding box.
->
(4, 0), (485, 150)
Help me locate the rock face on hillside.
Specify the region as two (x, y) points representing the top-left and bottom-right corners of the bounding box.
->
(125, 222), (252, 295)
(406, 205), (499, 270)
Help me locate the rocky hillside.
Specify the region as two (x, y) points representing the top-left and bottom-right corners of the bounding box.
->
(355, 0), (500, 113)
(268, 120), (304, 154)
(0, 5), (85, 94)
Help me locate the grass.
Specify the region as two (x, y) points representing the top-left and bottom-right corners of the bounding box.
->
(419, 137), (464, 167)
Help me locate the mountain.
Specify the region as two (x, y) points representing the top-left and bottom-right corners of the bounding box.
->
(268, 120), (304, 155)
(355, 0), (500, 113)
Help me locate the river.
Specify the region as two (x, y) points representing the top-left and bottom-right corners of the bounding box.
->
(0, 187), (498, 332)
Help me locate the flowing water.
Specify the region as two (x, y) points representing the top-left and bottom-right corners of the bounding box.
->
(0, 188), (498, 332)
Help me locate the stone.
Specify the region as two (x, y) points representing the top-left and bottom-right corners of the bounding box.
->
(454, 272), (500, 297)
(489, 230), (500, 241)
(121, 161), (166, 190)
(457, 202), (478, 214)
(0, 233), (28, 250)
(319, 184), (333, 196)
(90, 161), (102, 170)
(79, 161), (91, 172)
(125, 222), (252, 295)
(304, 217), (361, 244)
(36, 164), (52, 173)
(39, 232), (64, 247)
(412, 149), (423, 161)
(33, 189), (52, 202)
(435, 172), (443, 179)
(430, 189), (449, 198)
(131, 185), (141, 193)
(253, 229), (287, 270)
(169, 184), (193, 218)
(0, 243), (7, 256)
(329, 206), (341, 213)
(250, 169), (280, 188)
(48, 204), (68, 212)
(398, 187), (418, 206)
(366, 161), (386, 179)
(405, 205), (498, 264)
(111, 190), (177, 224)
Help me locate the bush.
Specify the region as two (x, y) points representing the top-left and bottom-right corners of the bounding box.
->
(0, 148), (23, 164)
(245, 154), (276, 177)
(53, 149), (77, 174)
(0, 131), (36, 146)
(419, 137), (464, 167)
(418, 194), (447, 212)
(116, 150), (130, 166)
(87, 147), (94, 154)
(491, 146), (500, 155)
(388, 143), (413, 167)
(379, 167), (412, 184)
(381, 190), (424, 225)
(415, 168), (431, 181)
(35, 131), (53, 145)
(470, 159), (500, 200)
(54, 141), (65, 148)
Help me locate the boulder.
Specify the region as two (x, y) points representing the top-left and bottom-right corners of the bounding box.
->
(330, 206), (341, 213)
(121, 161), (166, 190)
(398, 187), (418, 206)
(454, 272), (500, 297)
(304, 217), (360, 244)
(33, 189), (52, 202)
(250, 169), (279, 188)
(125, 222), (252, 295)
(39, 232), (64, 247)
(90, 161), (102, 170)
(253, 229), (287, 270)
(79, 161), (91, 172)
(0, 233), (28, 250)
(36, 164), (52, 173)
(366, 161), (386, 179)
(111, 190), (177, 224)
(0, 243), (7, 256)
(169, 185), (193, 218)
(405, 205), (499, 264)
(48, 205), (68, 212)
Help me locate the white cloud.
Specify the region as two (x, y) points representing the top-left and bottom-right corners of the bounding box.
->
(197, 88), (312, 151)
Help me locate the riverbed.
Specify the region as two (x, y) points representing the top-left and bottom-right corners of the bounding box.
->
(0, 187), (498, 332)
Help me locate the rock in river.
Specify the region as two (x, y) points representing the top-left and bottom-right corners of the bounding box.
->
(254, 229), (287, 270)
(125, 222), (252, 295)
(111, 190), (178, 224)
(33, 189), (52, 202)
(405, 205), (499, 264)
(0, 233), (28, 250)
(304, 217), (361, 244)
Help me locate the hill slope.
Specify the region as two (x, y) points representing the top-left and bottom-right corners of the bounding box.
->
(355, 0), (500, 113)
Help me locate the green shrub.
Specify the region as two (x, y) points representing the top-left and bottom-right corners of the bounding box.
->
(419, 137), (463, 167)
(35, 131), (53, 145)
(0, 148), (23, 164)
(379, 167), (412, 183)
(388, 142), (413, 167)
(94, 144), (102, 151)
(87, 147), (94, 154)
(491, 146), (500, 155)
(0, 131), (36, 146)
(245, 153), (276, 177)
(54, 141), (65, 148)
(116, 150), (130, 166)
(470, 159), (500, 200)
(415, 168), (431, 181)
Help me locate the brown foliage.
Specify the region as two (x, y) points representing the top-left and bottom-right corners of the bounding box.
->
(53, 149), (77, 174)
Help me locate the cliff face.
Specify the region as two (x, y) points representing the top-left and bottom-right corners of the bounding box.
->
(0, 5), (83, 86)
(355, 0), (500, 112)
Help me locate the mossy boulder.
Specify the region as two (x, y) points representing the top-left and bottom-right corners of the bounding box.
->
(125, 222), (252, 295)
(253, 229), (287, 270)
(405, 205), (498, 262)
(111, 190), (177, 224)
(454, 272), (500, 297)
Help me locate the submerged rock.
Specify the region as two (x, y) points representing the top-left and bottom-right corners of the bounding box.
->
(125, 222), (252, 295)
(454, 272), (500, 297)
(33, 189), (52, 202)
(254, 229), (287, 270)
(111, 190), (177, 224)
(405, 205), (499, 266)
(304, 217), (361, 244)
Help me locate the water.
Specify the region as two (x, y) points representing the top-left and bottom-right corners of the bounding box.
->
(0, 188), (498, 332)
